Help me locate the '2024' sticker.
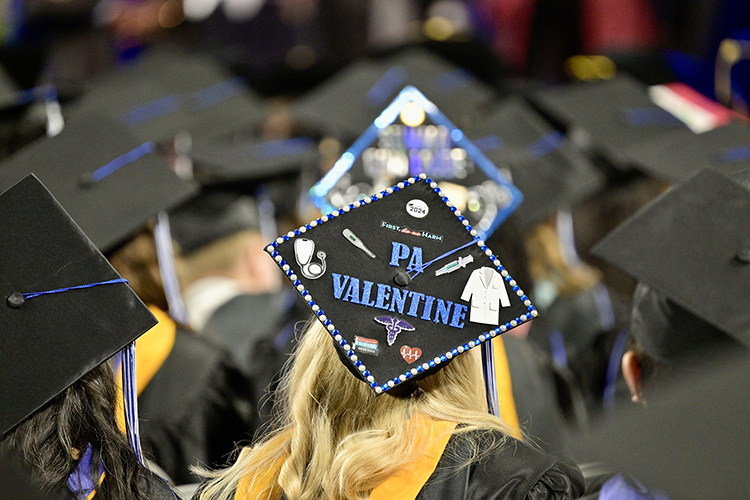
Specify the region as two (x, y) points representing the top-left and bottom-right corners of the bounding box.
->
(406, 199), (429, 218)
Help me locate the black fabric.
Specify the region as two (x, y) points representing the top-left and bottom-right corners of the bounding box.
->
(573, 351), (750, 499)
(503, 336), (568, 457)
(190, 135), (320, 185)
(529, 75), (690, 169)
(202, 292), (288, 423)
(137, 326), (256, 485)
(140, 469), (178, 500)
(463, 97), (605, 229)
(418, 430), (585, 500)
(0, 447), (64, 500)
(626, 121), (750, 182)
(630, 283), (732, 365)
(292, 47), (495, 138)
(65, 44), (265, 144)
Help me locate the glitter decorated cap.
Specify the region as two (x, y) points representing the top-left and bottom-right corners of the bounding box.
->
(308, 86), (523, 240)
(529, 75), (690, 169)
(626, 122), (750, 182)
(591, 169), (750, 346)
(267, 174), (535, 394)
(0, 113), (198, 253)
(0, 174), (157, 438)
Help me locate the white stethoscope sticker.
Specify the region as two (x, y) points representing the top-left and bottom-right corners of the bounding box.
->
(294, 238), (327, 280)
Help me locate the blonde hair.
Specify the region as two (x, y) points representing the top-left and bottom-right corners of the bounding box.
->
(525, 221), (601, 298)
(175, 230), (257, 287)
(197, 319), (513, 500)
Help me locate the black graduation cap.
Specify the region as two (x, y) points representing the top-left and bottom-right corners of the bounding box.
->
(529, 75), (691, 169)
(574, 350), (750, 499)
(66, 46), (266, 143)
(169, 188), (261, 255)
(190, 135), (320, 185)
(463, 97), (605, 228)
(591, 169), (750, 347)
(626, 122), (750, 182)
(0, 113), (198, 253)
(0, 174), (157, 438)
(267, 174), (536, 395)
(292, 47), (496, 139)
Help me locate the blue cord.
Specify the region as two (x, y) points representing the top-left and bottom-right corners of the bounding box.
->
(22, 278), (129, 300)
(90, 142), (155, 182)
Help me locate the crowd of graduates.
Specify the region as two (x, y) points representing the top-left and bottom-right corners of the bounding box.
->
(1, 1), (750, 499)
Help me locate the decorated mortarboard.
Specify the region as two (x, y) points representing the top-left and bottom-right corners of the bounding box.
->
(67, 46), (265, 143)
(169, 188), (261, 255)
(625, 122), (750, 182)
(190, 135), (320, 185)
(267, 173), (536, 395)
(591, 169), (750, 347)
(574, 350), (750, 499)
(309, 86), (523, 239)
(292, 47), (496, 139)
(0, 113), (198, 253)
(529, 75), (691, 169)
(0, 174), (157, 438)
(463, 97), (605, 228)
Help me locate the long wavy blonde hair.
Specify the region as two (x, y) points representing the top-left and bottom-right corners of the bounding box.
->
(197, 319), (514, 500)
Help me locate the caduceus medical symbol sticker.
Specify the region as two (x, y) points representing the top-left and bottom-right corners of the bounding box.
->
(374, 316), (415, 346)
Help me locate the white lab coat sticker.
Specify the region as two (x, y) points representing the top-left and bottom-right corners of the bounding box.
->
(460, 267), (510, 325)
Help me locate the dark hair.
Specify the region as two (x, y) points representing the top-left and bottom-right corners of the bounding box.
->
(107, 227), (169, 311)
(1, 362), (147, 500)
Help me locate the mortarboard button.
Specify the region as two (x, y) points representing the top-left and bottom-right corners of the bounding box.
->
(393, 270), (411, 286)
(6, 292), (25, 309)
(736, 244), (750, 264)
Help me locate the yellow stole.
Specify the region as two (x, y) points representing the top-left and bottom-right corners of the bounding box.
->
(494, 336), (521, 437)
(116, 305), (176, 431)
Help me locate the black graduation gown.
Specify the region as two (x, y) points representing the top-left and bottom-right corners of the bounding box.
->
(418, 430), (585, 500)
(137, 326), (257, 485)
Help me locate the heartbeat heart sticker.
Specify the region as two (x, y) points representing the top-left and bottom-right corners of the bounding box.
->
(400, 345), (422, 364)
